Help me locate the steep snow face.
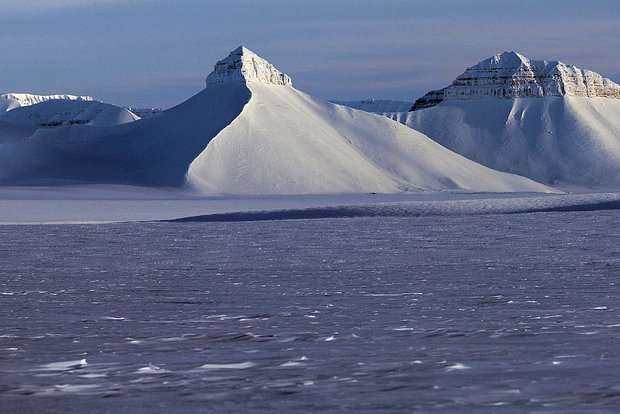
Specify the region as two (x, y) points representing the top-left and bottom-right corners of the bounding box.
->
(0, 93), (93, 112)
(1, 100), (139, 127)
(412, 52), (620, 110)
(187, 82), (551, 195)
(205, 46), (292, 87)
(391, 97), (620, 188)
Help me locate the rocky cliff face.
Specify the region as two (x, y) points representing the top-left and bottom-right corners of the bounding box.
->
(205, 46), (292, 87)
(411, 52), (620, 110)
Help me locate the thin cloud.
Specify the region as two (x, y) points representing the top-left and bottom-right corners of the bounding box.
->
(4, 0), (149, 15)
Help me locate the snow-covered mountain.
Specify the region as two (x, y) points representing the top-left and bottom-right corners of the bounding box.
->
(0, 93), (93, 112)
(390, 52), (620, 188)
(206, 46), (292, 87)
(1, 99), (139, 127)
(411, 51), (620, 110)
(330, 99), (413, 113)
(187, 47), (548, 194)
(0, 47), (550, 194)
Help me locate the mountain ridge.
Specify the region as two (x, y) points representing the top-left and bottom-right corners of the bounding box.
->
(412, 51), (620, 110)
(0, 46), (551, 195)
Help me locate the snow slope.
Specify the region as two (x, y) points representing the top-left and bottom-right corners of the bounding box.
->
(392, 52), (620, 188)
(0, 46), (550, 194)
(187, 80), (551, 194)
(0, 82), (250, 185)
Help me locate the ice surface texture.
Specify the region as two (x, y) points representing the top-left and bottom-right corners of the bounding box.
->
(2, 213), (620, 412)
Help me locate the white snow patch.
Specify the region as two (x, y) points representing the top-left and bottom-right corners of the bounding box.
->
(37, 359), (88, 371)
(197, 362), (257, 370)
(445, 363), (470, 371)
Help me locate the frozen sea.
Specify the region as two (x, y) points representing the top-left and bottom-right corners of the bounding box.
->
(1, 209), (620, 413)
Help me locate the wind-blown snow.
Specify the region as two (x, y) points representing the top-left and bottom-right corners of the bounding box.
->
(186, 81), (550, 195)
(412, 52), (620, 110)
(168, 192), (620, 222)
(0, 93), (93, 112)
(205, 46), (292, 87)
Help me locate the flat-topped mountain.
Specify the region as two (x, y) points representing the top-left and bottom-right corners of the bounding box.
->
(390, 52), (620, 188)
(0, 93), (93, 112)
(412, 51), (620, 110)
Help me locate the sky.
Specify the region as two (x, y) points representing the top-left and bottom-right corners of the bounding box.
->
(2, 0), (619, 108)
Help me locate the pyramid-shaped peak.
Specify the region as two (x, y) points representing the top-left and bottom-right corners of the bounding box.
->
(206, 46), (292, 87)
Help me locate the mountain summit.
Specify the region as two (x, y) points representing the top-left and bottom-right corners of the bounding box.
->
(411, 51), (620, 110)
(205, 46), (292, 87)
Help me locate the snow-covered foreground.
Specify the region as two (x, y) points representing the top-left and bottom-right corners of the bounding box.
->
(1, 185), (619, 224)
(2, 212), (620, 413)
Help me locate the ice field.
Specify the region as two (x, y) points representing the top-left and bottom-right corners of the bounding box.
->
(2, 210), (620, 413)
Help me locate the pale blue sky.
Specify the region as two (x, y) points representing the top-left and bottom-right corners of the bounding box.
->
(2, 0), (619, 108)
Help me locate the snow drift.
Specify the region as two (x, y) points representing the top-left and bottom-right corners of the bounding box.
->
(392, 52), (620, 188)
(0, 47), (550, 194)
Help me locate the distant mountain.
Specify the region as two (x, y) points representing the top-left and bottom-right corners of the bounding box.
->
(389, 52), (620, 188)
(411, 51), (620, 110)
(0, 93), (93, 112)
(124, 107), (164, 119)
(1, 99), (139, 127)
(0, 47), (550, 194)
(330, 99), (413, 113)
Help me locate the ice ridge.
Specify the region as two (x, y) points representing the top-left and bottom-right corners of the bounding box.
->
(205, 46), (292, 87)
(411, 51), (620, 110)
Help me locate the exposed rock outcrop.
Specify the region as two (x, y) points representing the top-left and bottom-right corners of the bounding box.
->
(205, 46), (292, 87)
(411, 51), (620, 110)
